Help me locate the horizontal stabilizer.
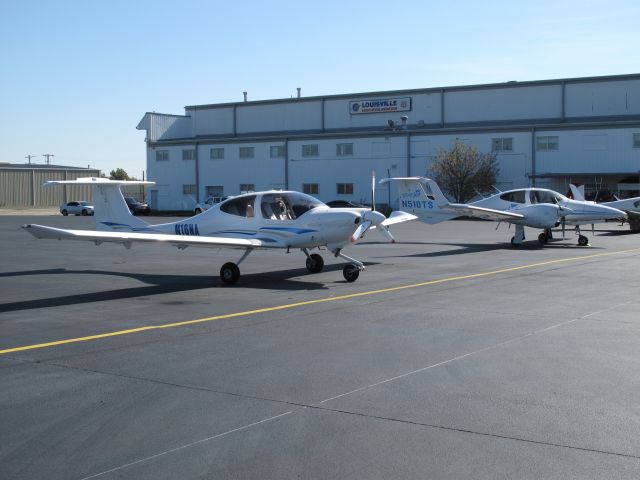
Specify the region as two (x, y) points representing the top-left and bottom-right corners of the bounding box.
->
(380, 210), (418, 226)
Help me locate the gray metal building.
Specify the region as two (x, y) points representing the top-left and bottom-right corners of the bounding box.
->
(137, 74), (640, 211)
(0, 163), (101, 207)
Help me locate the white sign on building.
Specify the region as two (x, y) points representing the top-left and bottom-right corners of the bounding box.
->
(349, 97), (412, 115)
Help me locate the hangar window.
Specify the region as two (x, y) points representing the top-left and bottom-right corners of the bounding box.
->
(303, 183), (319, 195)
(239, 183), (255, 194)
(182, 184), (196, 195)
(491, 138), (513, 152)
(270, 145), (285, 158)
(336, 143), (354, 156)
(336, 183), (353, 195)
(239, 147), (255, 159)
(500, 190), (526, 203)
(536, 136), (559, 151)
(210, 147), (224, 160)
(156, 150), (169, 161)
(182, 149), (195, 161)
(633, 133), (640, 148)
(302, 144), (319, 157)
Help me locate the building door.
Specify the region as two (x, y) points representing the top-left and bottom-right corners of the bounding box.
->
(150, 190), (158, 209)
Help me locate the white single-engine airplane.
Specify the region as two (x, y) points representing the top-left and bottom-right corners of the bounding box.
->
(23, 178), (414, 284)
(382, 177), (626, 246)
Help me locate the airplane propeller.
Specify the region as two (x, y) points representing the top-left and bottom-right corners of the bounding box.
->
(351, 219), (372, 242)
(351, 171), (389, 242)
(557, 204), (573, 239)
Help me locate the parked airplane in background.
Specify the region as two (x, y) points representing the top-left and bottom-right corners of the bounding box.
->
(382, 177), (625, 246)
(23, 178), (414, 284)
(569, 184), (640, 232)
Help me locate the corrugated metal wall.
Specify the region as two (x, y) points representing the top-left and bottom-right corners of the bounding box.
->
(0, 168), (101, 207)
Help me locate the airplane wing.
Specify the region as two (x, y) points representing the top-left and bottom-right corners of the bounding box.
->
(22, 224), (284, 249)
(444, 204), (525, 221)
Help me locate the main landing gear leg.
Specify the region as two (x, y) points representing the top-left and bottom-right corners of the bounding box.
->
(511, 224), (525, 247)
(302, 248), (324, 273)
(333, 248), (364, 282)
(220, 248), (253, 285)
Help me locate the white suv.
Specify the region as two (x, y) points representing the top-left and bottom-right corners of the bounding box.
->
(194, 196), (228, 214)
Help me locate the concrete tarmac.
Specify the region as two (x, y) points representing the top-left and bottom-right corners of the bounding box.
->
(1, 213), (639, 479)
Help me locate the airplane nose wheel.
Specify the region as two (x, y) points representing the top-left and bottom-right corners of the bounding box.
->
(538, 232), (548, 245)
(220, 262), (240, 284)
(305, 253), (324, 273)
(342, 264), (360, 282)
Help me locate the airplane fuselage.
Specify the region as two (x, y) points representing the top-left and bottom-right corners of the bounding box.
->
(98, 191), (364, 250)
(472, 188), (624, 227)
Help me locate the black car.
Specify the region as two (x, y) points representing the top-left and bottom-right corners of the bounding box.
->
(326, 200), (368, 208)
(124, 197), (151, 215)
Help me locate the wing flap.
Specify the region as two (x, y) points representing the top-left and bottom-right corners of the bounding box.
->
(22, 224), (281, 249)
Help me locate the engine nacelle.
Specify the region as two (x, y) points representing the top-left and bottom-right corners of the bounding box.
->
(515, 204), (560, 228)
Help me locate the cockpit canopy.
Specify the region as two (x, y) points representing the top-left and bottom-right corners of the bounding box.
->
(219, 192), (324, 220)
(260, 192), (324, 220)
(499, 189), (567, 205)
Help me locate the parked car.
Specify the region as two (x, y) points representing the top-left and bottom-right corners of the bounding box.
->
(124, 197), (151, 216)
(60, 201), (94, 216)
(326, 200), (368, 208)
(194, 196), (229, 214)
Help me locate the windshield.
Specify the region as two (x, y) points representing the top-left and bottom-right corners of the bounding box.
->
(530, 190), (565, 204)
(261, 192), (324, 220)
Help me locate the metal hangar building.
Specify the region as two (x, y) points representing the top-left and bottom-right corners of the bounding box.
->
(137, 73), (640, 211)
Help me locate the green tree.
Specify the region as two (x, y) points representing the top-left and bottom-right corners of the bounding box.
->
(109, 168), (137, 181)
(429, 141), (499, 203)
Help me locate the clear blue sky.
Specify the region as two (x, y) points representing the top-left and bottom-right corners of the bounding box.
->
(1, 0), (639, 177)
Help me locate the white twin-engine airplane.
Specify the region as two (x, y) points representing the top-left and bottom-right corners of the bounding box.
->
(382, 177), (626, 246)
(569, 184), (640, 232)
(22, 178), (415, 284)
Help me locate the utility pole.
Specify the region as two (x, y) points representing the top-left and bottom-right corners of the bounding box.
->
(42, 153), (55, 165)
(25, 154), (39, 164)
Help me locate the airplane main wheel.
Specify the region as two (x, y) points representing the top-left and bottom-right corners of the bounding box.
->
(220, 262), (240, 284)
(305, 253), (324, 273)
(343, 264), (360, 282)
(538, 232), (548, 245)
(578, 235), (589, 246)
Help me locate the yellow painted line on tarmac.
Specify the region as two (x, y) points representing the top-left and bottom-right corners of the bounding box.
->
(2, 247), (640, 356)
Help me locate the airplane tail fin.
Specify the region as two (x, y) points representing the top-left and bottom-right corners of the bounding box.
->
(44, 177), (155, 232)
(569, 184), (586, 201)
(379, 177), (456, 224)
